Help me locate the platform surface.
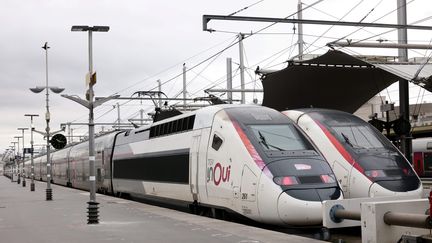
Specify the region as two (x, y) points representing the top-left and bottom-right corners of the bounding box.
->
(0, 176), (323, 243)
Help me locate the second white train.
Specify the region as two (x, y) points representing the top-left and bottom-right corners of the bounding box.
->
(283, 108), (422, 198)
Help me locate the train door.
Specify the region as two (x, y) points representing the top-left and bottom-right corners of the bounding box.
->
(190, 130), (202, 202)
(205, 114), (235, 205)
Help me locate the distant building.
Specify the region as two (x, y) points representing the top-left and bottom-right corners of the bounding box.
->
(355, 96), (432, 138)
(354, 96), (387, 121)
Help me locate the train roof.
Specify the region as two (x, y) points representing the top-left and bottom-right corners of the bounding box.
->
(132, 104), (265, 134)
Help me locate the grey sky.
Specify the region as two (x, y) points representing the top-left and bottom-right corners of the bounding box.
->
(2, 0), (432, 155)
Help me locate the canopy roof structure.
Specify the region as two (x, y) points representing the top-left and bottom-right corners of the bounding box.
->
(260, 50), (432, 113)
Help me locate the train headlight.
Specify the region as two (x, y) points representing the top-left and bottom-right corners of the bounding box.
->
(365, 169), (386, 178)
(273, 174), (337, 185)
(320, 174), (336, 183)
(273, 176), (299, 186)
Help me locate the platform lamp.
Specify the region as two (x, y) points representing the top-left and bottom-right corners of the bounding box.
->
(25, 114), (39, 191)
(67, 25), (110, 224)
(17, 128), (28, 187)
(30, 42), (65, 201)
(13, 136), (22, 184)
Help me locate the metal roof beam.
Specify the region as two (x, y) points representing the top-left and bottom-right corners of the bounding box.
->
(203, 15), (432, 32)
(329, 41), (432, 49)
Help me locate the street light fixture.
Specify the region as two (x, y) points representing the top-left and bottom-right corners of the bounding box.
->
(69, 25), (109, 224)
(25, 114), (39, 191)
(30, 42), (65, 201)
(17, 128), (28, 187)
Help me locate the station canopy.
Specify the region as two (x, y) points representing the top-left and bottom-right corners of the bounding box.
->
(260, 50), (432, 113)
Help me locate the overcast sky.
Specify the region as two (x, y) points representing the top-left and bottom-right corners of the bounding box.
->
(1, 0), (432, 156)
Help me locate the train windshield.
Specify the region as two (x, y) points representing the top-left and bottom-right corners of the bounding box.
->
(310, 111), (393, 151)
(249, 124), (311, 151)
(331, 124), (386, 149)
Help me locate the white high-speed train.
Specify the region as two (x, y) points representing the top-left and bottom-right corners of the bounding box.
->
(18, 105), (342, 226)
(283, 109), (423, 199)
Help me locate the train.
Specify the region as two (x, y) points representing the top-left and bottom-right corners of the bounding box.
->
(282, 108), (423, 199)
(7, 104), (343, 227)
(413, 137), (432, 177)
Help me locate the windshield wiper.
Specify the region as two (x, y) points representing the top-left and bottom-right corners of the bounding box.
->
(258, 131), (284, 151)
(341, 133), (353, 147)
(341, 132), (365, 149)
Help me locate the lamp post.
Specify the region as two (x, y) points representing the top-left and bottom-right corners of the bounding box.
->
(30, 42), (65, 201)
(17, 128), (28, 187)
(14, 136), (22, 184)
(25, 114), (39, 191)
(10, 142), (18, 182)
(69, 25), (109, 224)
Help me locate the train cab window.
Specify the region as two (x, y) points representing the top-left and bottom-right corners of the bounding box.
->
(249, 124), (311, 151)
(427, 142), (432, 150)
(333, 125), (384, 149)
(212, 134), (223, 151)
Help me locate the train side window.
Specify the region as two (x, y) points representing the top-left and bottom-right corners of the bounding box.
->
(212, 134), (223, 151)
(427, 142), (432, 150)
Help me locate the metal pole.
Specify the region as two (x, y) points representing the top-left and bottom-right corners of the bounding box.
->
(25, 114), (39, 191)
(226, 58), (233, 104)
(386, 101), (391, 137)
(183, 64), (187, 108)
(238, 33), (245, 104)
(329, 41), (432, 49)
(18, 128), (28, 187)
(334, 209), (361, 221)
(205, 88), (263, 93)
(87, 29), (99, 224)
(15, 136), (21, 184)
(202, 14), (432, 31)
(44, 43), (53, 201)
(116, 103), (120, 129)
(397, 0), (412, 162)
(384, 212), (432, 229)
(67, 123), (71, 144)
(157, 79), (162, 107)
(297, 0), (304, 60)
(140, 109), (144, 126)
(11, 142), (18, 182)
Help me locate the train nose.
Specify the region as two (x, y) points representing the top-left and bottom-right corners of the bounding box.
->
(277, 192), (322, 225)
(368, 181), (424, 198)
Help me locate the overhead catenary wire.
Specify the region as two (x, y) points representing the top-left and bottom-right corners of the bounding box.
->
(298, 0), (367, 58)
(67, 1), (326, 127)
(300, 0), (418, 59)
(67, 0), (432, 134)
(228, 0), (264, 16)
(330, 0), (417, 46)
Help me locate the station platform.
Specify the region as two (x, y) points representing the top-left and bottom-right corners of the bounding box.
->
(0, 176), (323, 243)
